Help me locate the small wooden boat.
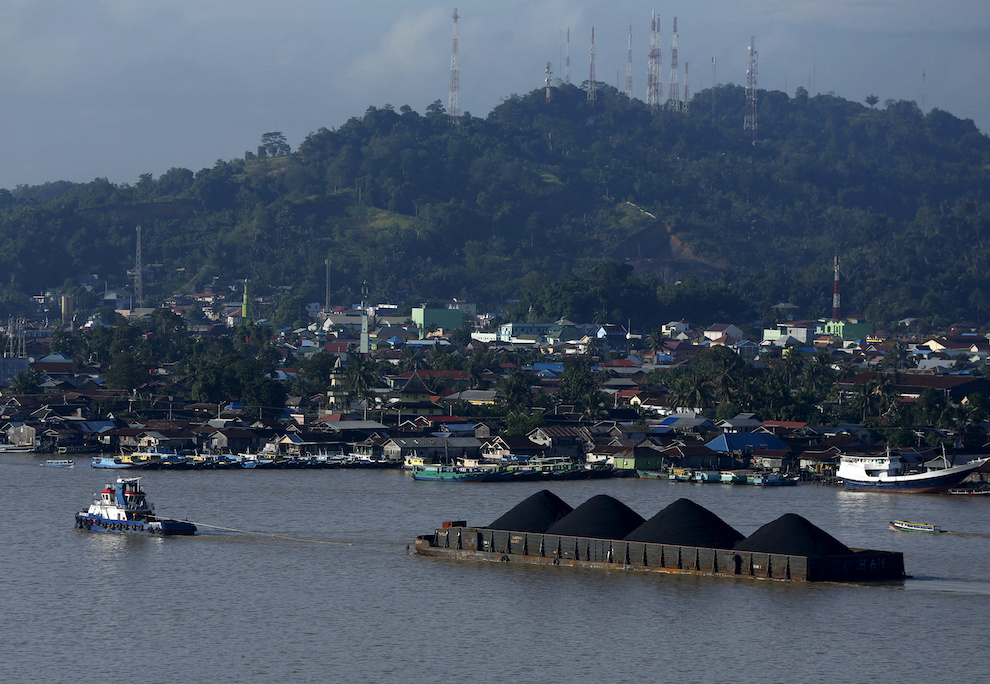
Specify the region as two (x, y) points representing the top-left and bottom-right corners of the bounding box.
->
(890, 519), (943, 533)
(42, 459), (75, 468)
(947, 488), (990, 496)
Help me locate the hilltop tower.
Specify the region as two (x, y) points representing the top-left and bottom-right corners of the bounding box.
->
(587, 27), (597, 107)
(624, 24), (633, 99)
(545, 62), (553, 103)
(646, 11), (661, 114)
(683, 61), (690, 114)
(744, 36), (758, 138)
(566, 28), (571, 84)
(448, 9), (461, 123)
(667, 18), (679, 111)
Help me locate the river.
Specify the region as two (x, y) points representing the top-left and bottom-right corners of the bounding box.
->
(3, 454), (989, 683)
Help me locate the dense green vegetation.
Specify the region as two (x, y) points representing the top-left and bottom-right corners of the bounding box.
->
(1, 83), (988, 328)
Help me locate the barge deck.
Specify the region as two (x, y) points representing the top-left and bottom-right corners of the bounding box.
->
(414, 526), (905, 583)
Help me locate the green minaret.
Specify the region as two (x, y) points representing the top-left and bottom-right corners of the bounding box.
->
(241, 281), (251, 325)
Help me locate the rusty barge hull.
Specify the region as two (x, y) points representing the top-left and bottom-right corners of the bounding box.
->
(414, 527), (905, 583)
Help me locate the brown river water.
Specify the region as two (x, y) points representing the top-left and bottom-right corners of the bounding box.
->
(3, 454), (988, 683)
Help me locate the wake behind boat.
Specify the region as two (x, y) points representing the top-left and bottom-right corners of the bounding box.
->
(75, 477), (196, 535)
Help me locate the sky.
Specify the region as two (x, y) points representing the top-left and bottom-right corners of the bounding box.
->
(0, 0), (987, 190)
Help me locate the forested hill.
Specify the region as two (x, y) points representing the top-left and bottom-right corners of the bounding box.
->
(0, 82), (988, 329)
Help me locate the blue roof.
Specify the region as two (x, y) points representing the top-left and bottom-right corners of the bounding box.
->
(706, 433), (788, 453)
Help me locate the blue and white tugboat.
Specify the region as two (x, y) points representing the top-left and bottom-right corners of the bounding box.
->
(75, 477), (196, 535)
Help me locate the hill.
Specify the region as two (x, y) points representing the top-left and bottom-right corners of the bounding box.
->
(0, 82), (987, 329)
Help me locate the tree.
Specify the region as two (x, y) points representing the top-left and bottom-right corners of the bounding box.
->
(260, 132), (290, 158)
(865, 94), (879, 109)
(497, 369), (531, 413)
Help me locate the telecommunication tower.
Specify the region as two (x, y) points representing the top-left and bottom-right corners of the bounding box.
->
(832, 255), (841, 322)
(448, 9), (461, 123)
(545, 62), (553, 103)
(587, 27), (596, 108)
(683, 62), (689, 114)
(134, 224), (143, 308)
(646, 11), (660, 114)
(667, 18), (679, 111)
(624, 24), (633, 99)
(744, 36), (758, 138)
(565, 28), (571, 84)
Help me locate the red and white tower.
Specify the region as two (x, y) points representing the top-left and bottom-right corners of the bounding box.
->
(646, 11), (660, 114)
(744, 36), (758, 137)
(667, 18), (679, 110)
(588, 27), (597, 107)
(832, 255), (841, 322)
(448, 9), (461, 123)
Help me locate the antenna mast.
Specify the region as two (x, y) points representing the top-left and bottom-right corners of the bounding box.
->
(625, 24), (633, 99)
(683, 61), (689, 114)
(667, 18), (679, 110)
(646, 11), (660, 114)
(744, 35), (758, 138)
(134, 224), (143, 308)
(565, 28), (571, 84)
(587, 27), (596, 108)
(545, 61), (552, 103)
(832, 255), (841, 322)
(448, 8), (461, 123)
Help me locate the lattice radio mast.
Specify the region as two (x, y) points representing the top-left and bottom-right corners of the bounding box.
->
(587, 27), (597, 108)
(566, 28), (571, 84)
(624, 24), (633, 99)
(744, 35), (758, 138)
(545, 62), (553, 103)
(448, 8), (461, 123)
(667, 17), (679, 111)
(683, 61), (690, 114)
(646, 11), (660, 114)
(134, 224), (143, 308)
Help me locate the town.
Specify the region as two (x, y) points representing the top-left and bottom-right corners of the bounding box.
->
(4, 279), (990, 489)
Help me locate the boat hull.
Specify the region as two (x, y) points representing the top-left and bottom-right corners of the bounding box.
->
(75, 514), (196, 535)
(841, 467), (979, 493)
(413, 528), (905, 583)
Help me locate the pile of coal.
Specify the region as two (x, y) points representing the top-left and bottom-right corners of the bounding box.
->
(625, 498), (744, 549)
(733, 513), (853, 557)
(488, 490), (574, 533)
(545, 494), (646, 540)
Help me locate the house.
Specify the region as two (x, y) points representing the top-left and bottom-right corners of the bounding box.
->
(704, 324), (745, 342)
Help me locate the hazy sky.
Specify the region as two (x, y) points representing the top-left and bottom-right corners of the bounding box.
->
(1, 0), (986, 190)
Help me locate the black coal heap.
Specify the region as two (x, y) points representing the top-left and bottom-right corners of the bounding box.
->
(625, 498), (744, 549)
(733, 513), (853, 557)
(488, 490), (574, 533)
(545, 494), (646, 540)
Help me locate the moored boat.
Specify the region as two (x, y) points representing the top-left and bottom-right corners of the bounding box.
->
(890, 520), (943, 534)
(91, 455), (136, 469)
(75, 477), (196, 535)
(837, 450), (989, 493)
(411, 464), (492, 482)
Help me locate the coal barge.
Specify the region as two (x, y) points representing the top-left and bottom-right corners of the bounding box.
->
(414, 491), (905, 583)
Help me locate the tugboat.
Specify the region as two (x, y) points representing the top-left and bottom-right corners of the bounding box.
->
(75, 477), (197, 535)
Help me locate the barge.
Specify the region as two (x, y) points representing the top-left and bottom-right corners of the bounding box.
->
(414, 491), (905, 583)
(414, 526), (904, 582)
